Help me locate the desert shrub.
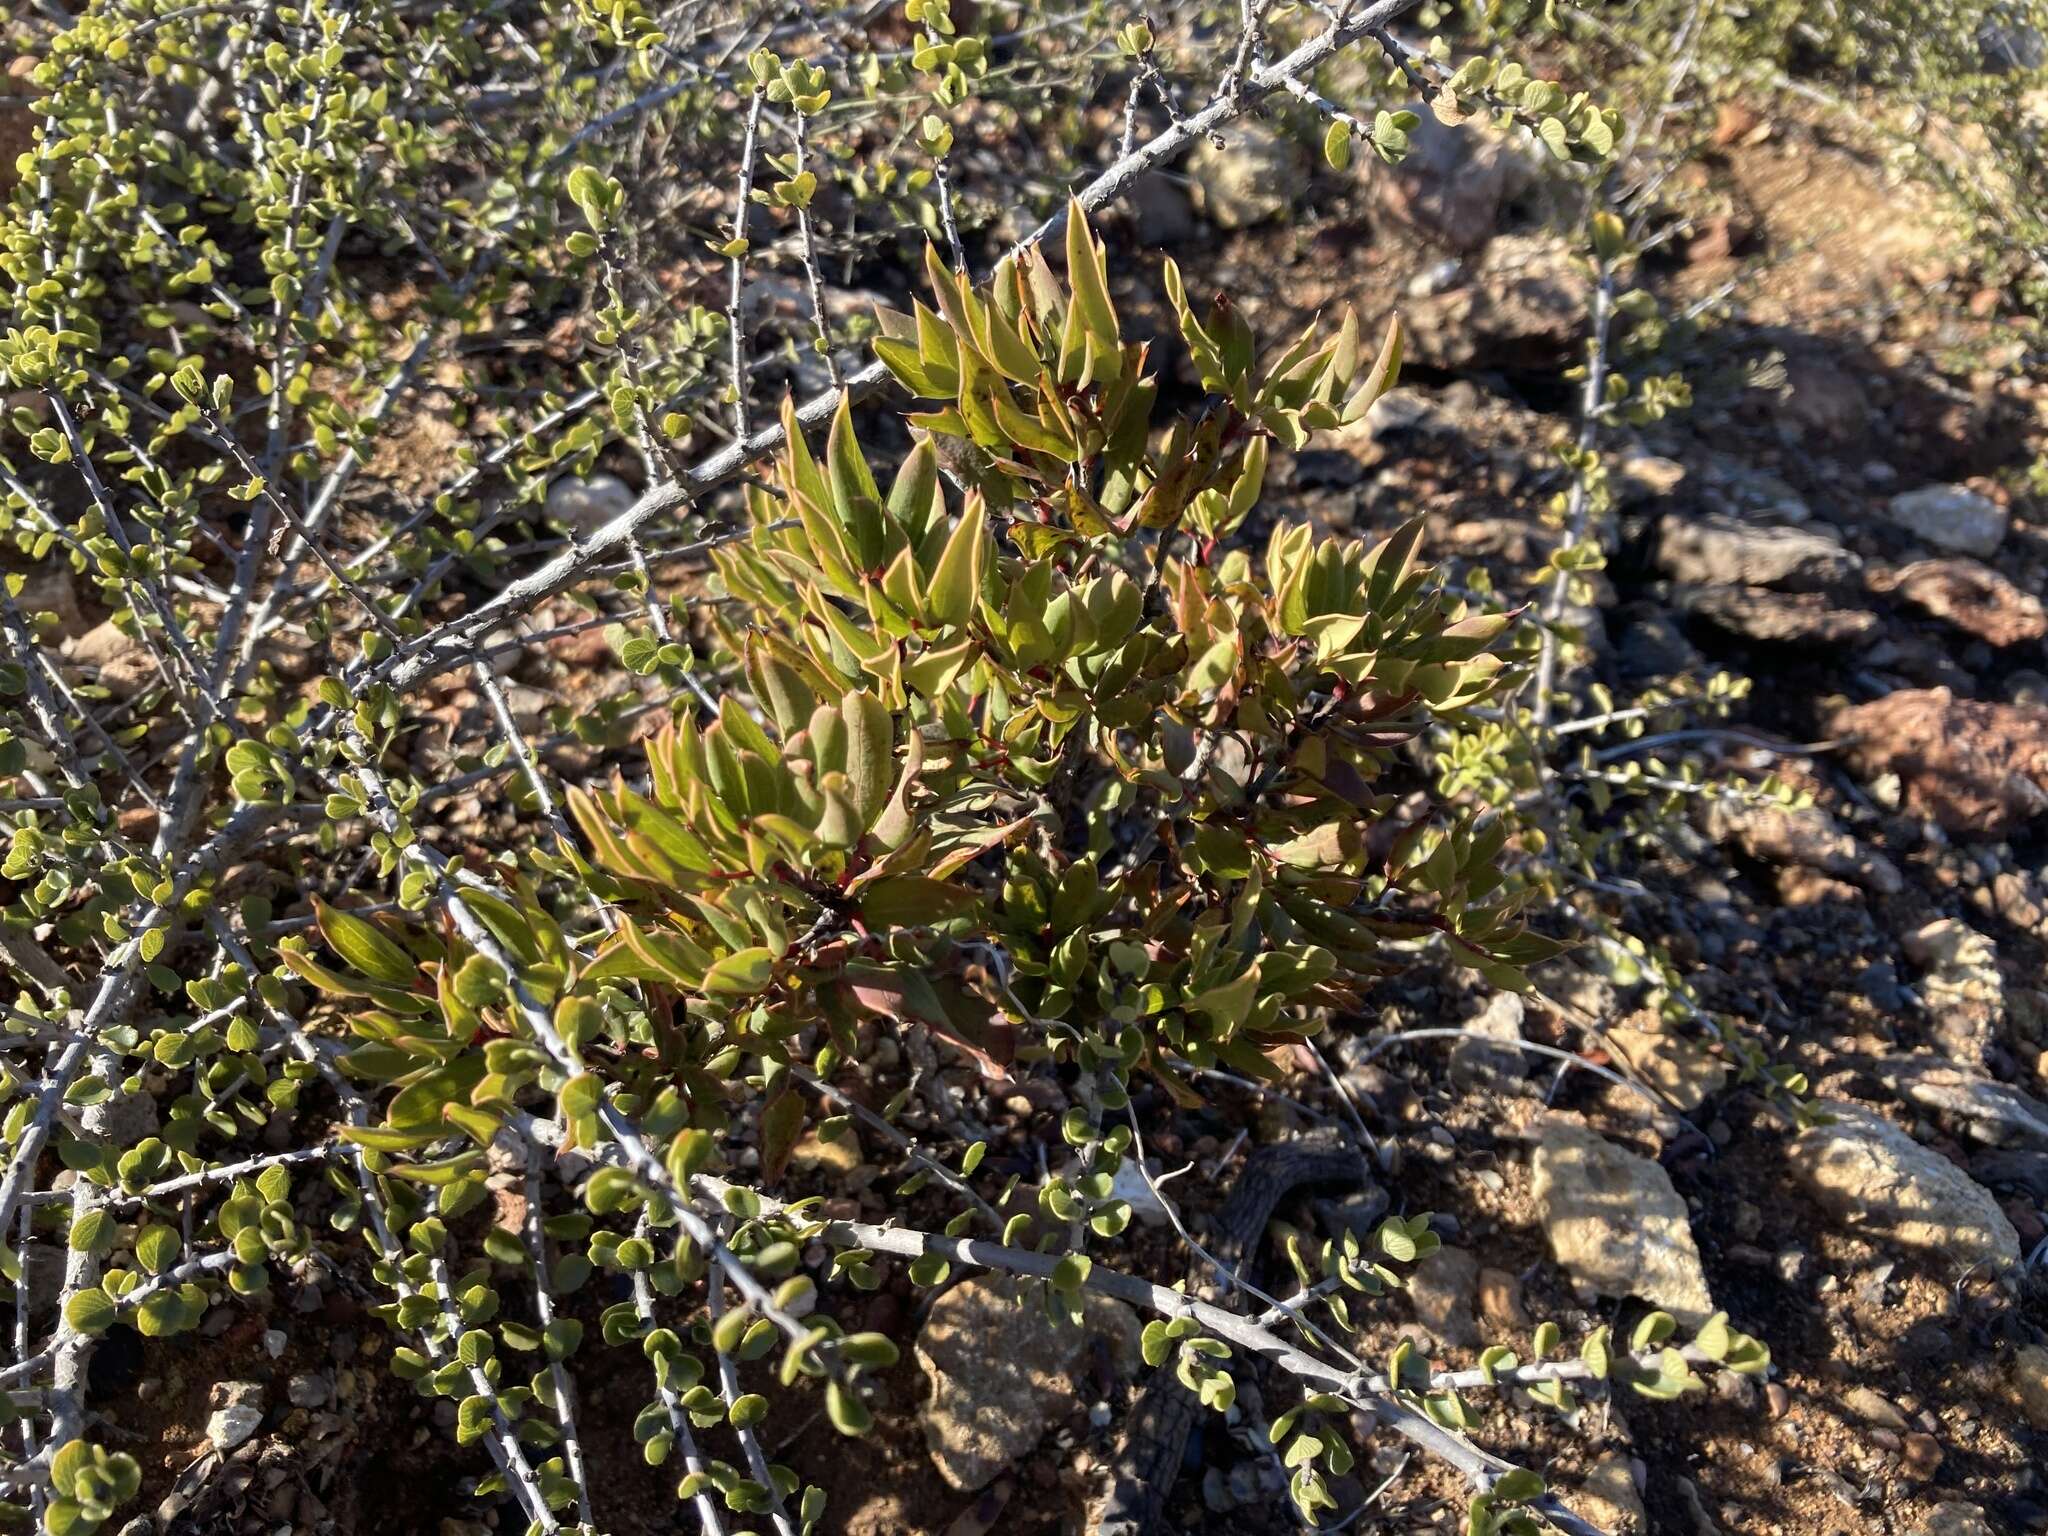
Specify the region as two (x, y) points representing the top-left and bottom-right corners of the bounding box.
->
(0, 1), (1803, 1533)
(1459, 0), (2048, 319)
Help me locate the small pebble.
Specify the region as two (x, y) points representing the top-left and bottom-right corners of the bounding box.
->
(286, 1372), (330, 1409)
(1902, 1432), (1944, 1477)
(206, 1381), (265, 1451)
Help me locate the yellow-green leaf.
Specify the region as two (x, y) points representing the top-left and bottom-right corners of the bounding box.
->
(311, 897), (417, 988)
(924, 494), (986, 628)
(703, 947), (777, 996)
(1062, 198), (1117, 345)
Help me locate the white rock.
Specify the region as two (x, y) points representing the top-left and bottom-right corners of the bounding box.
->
(1902, 918), (2005, 1068)
(206, 1380), (265, 1451)
(1109, 1157), (1173, 1228)
(544, 472), (636, 535)
(1576, 1453), (1646, 1535)
(286, 1371), (330, 1409)
(1915, 1504), (1997, 1536)
(1883, 485), (2008, 558)
(1652, 514), (1858, 591)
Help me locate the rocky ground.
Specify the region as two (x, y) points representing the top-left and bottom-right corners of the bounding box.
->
(44, 70), (2048, 1536)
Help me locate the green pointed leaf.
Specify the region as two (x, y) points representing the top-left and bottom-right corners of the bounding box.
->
(924, 494), (986, 628)
(1063, 198), (1117, 344)
(311, 897), (417, 988)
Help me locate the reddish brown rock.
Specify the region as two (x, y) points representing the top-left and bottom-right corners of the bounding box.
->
(1883, 558), (2048, 647)
(1834, 687), (2048, 837)
(1712, 100), (1764, 147)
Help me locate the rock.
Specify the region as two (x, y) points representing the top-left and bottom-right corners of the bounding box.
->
(1652, 514), (1858, 591)
(1530, 1117), (1715, 1325)
(1406, 1245), (1481, 1349)
(1439, 516), (1560, 565)
(1606, 1022), (1729, 1114)
(1475, 1266), (1526, 1330)
(1615, 453), (1686, 504)
(2012, 1343), (2048, 1428)
(1330, 381), (1553, 497)
(285, 1372), (330, 1409)
(2009, 669), (2048, 707)
(1981, 869), (2048, 936)
(1341, 386), (1442, 453)
(1615, 606), (1704, 684)
(787, 1124), (864, 1176)
(1686, 214), (1749, 264)
(1780, 352), (1871, 442)
(915, 1275), (1142, 1490)
(1981, 21), (2046, 71)
(1449, 992), (1527, 1092)
(5, 564), (90, 641)
(1900, 919), (2007, 1070)
(1774, 865), (1861, 907)
(1914, 1504), (1996, 1536)
(1700, 798), (1902, 895)
(1884, 558), (2048, 647)
(67, 618), (157, 699)
(1844, 1385), (1911, 1431)
(1575, 1454), (1646, 1535)
(1833, 688), (2048, 838)
(1289, 448), (1365, 490)
(1882, 484), (2009, 558)
(1109, 1157), (1173, 1228)
(1186, 123), (1300, 230)
(1712, 100), (1764, 147)
(1126, 172), (1195, 247)
(1676, 1476), (1722, 1536)
(1700, 455), (1811, 524)
(206, 1380), (265, 1452)
(1404, 234), (1588, 373)
(1377, 104), (1544, 252)
(80, 1089), (160, 1144)
(1902, 1431), (1945, 1478)
(544, 472), (635, 535)
(1879, 1057), (2047, 1148)
(1787, 1101), (2020, 1269)
(1670, 585), (1879, 646)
